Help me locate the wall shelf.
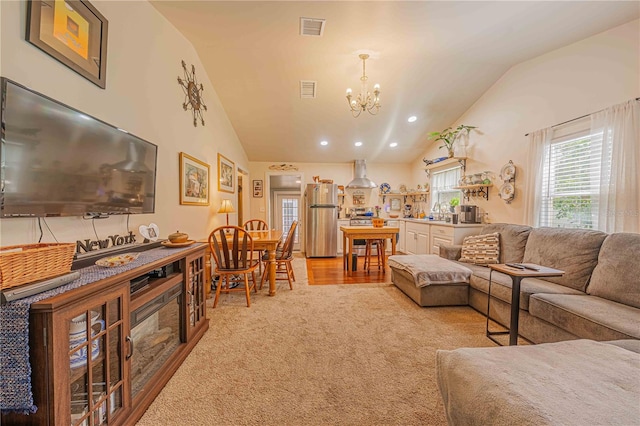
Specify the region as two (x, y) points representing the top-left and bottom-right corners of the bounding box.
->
(380, 192), (429, 203)
(424, 157), (467, 178)
(453, 184), (493, 201)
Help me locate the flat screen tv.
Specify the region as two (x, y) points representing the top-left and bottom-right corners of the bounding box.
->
(0, 78), (157, 218)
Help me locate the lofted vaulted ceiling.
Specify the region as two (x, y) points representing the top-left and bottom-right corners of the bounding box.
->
(151, 1), (638, 164)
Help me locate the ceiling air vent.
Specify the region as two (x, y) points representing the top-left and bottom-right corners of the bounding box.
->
(300, 18), (325, 37)
(300, 81), (317, 99)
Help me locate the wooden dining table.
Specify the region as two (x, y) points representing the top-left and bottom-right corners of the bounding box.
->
(202, 229), (283, 298)
(340, 225), (400, 275)
(247, 229), (283, 296)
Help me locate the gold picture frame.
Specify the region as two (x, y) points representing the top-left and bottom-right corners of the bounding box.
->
(26, 0), (109, 89)
(218, 153), (235, 193)
(179, 152), (210, 206)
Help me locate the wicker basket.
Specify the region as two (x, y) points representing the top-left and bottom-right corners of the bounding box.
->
(372, 218), (384, 228)
(0, 243), (76, 290)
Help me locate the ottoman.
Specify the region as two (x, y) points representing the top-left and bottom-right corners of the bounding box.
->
(388, 255), (472, 307)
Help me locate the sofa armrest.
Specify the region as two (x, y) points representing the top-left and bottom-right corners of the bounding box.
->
(439, 244), (462, 261)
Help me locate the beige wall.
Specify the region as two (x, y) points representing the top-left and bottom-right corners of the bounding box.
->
(0, 0), (248, 246)
(412, 19), (640, 225)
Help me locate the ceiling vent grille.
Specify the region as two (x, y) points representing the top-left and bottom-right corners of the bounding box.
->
(300, 81), (317, 99)
(300, 18), (325, 36)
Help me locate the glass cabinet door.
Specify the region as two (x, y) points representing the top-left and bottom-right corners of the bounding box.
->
(186, 253), (207, 337)
(68, 288), (127, 426)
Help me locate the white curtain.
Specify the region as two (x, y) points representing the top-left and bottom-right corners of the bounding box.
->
(523, 128), (551, 227)
(593, 99), (640, 233)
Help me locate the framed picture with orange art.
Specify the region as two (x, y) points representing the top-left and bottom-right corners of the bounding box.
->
(179, 152), (210, 206)
(26, 0), (109, 88)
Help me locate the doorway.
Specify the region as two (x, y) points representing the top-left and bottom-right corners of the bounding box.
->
(237, 168), (250, 226)
(274, 192), (301, 251)
(266, 173), (304, 251)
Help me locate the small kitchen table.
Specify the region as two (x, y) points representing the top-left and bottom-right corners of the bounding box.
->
(340, 225), (400, 275)
(486, 263), (564, 346)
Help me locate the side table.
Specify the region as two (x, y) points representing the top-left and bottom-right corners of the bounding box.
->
(486, 263), (564, 346)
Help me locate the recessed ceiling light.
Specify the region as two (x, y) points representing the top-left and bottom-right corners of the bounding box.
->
(390, 142), (398, 148)
(320, 140), (328, 146)
(408, 116), (417, 123)
(354, 141), (363, 147)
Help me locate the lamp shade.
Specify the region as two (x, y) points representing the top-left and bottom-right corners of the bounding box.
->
(217, 199), (235, 214)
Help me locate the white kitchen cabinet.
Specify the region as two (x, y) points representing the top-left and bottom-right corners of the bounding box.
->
(430, 225), (454, 254)
(404, 221), (430, 255)
(397, 220), (406, 253)
(336, 219), (350, 254)
(430, 224), (483, 255)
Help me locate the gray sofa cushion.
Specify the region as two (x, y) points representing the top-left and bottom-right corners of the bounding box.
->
(467, 264), (582, 311)
(606, 339), (640, 354)
(481, 223), (531, 264)
(436, 340), (640, 426)
(587, 233), (640, 309)
(529, 293), (640, 340)
(522, 227), (607, 291)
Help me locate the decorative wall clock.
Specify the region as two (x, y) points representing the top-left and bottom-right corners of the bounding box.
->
(177, 60), (207, 127)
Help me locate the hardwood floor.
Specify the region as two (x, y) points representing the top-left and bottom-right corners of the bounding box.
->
(306, 255), (392, 285)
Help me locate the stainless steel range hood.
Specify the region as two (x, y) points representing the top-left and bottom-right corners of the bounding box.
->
(346, 160), (377, 189)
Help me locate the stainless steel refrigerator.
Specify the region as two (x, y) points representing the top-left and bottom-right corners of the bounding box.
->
(305, 183), (338, 257)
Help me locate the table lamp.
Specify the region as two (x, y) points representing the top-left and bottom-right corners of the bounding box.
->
(217, 199), (235, 226)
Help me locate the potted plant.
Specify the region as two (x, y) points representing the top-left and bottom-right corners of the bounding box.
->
(428, 125), (477, 158)
(449, 197), (460, 212)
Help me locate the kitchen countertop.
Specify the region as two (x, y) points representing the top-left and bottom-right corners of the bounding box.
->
(390, 218), (484, 228)
(337, 217), (484, 228)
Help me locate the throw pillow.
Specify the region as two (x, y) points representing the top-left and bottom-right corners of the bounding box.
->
(459, 232), (500, 265)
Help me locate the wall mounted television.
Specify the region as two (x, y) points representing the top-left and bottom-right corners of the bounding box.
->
(0, 78), (158, 218)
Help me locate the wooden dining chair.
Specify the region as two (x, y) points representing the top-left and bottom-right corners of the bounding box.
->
(243, 219), (268, 231)
(260, 221), (298, 290)
(208, 226), (260, 308)
(243, 219), (269, 273)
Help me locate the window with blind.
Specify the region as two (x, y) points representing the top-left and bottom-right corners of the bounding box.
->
(539, 119), (607, 229)
(431, 167), (462, 212)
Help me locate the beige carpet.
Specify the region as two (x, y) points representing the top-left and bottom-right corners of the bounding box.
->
(137, 258), (494, 425)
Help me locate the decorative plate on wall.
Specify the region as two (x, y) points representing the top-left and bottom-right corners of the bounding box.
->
(499, 161), (516, 181)
(379, 182), (391, 194)
(499, 182), (515, 203)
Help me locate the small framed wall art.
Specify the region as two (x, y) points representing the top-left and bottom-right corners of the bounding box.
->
(26, 0), (109, 89)
(179, 152), (210, 206)
(252, 180), (263, 198)
(390, 198), (401, 211)
(218, 153), (235, 193)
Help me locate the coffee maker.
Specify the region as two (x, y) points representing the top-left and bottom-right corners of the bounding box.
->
(460, 205), (480, 223)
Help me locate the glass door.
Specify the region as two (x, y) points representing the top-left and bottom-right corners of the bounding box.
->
(68, 288), (127, 426)
(275, 192), (300, 250)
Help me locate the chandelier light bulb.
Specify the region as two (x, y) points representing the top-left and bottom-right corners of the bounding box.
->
(346, 53), (381, 118)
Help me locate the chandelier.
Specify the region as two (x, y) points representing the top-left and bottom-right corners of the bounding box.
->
(346, 54), (381, 117)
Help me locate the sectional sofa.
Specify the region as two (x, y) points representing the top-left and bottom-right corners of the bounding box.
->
(391, 223), (640, 344)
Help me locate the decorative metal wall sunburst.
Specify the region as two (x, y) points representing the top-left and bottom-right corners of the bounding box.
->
(177, 60), (207, 127)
